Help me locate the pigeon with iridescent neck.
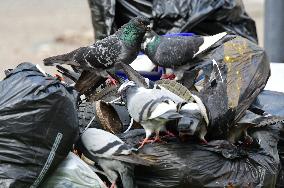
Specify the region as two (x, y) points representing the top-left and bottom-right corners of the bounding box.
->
(143, 30), (227, 80)
(43, 16), (150, 79)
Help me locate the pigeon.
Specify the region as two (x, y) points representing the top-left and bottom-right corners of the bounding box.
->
(118, 81), (184, 148)
(142, 30), (227, 80)
(43, 16), (150, 78)
(178, 102), (208, 143)
(228, 110), (284, 145)
(77, 128), (154, 188)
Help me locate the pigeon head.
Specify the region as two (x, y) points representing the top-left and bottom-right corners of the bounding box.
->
(119, 16), (150, 47)
(132, 16), (151, 29)
(177, 102), (207, 141)
(149, 98), (183, 121)
(178, 115), (201, 136)
(178, 102), (201, 136)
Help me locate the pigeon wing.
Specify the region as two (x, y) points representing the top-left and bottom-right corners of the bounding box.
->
(80, 128), (153, 165)
(153, 36), (204, 67)
(81, 128), (130, 156)
(81, 35), (122, 69)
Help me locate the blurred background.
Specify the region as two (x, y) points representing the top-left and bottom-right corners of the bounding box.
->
(0, 0), (264, 79)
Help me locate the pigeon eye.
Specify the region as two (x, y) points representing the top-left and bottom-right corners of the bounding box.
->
(163, 100), (170, 104)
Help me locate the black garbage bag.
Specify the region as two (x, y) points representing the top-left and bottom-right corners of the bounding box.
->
(119, 127), (280, 188)
(0, 63), (79, 187)
(88, 0), (258, 43)
(178, 34), (270, 140)
(252, 90), (284, 188)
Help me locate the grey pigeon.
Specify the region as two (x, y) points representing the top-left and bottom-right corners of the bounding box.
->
(178, 102), (208, 143)
(43, 16), (150, 78)
(78, 128), (154, 188)
(118, 81), (184, 148)
(142, 30), (227, 80)
(228, 110), (284, 144)
(119, 63), (209, 143)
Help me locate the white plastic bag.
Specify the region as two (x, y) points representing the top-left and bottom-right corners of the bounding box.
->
(41, 152), (107, 188)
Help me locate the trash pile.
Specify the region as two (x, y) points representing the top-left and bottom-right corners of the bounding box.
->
(88, 0), (258, 43)
(0, 63), (78, 187)
(1, 1), (284, 188)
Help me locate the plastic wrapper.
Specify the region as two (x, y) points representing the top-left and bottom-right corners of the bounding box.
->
(41, 152), (107, 188)
(0, 63), (79, 187)
(119, 127), (280, 188)
(88, 0), (258, 43)
(178, 34), (270, 140)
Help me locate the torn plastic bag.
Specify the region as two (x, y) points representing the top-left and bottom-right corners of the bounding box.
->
(252, 90), (284, 187)
(41, 152), (107, 188)
(88, 0), (258, 43)
(0, 63), (79, 187)
(178, 34), (270, 140)
(119, 127), (280, 188)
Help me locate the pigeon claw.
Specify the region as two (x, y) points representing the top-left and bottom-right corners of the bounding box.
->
(106, 76), (118, 86)
(138, 135), (165, 149)
(244, 135), (254, 146)
(138, 138), (149, 149)
(164, 130), (176, 138)
(161, 73), (176, 80)
(200, 138), (208, 144)
(138, 138), (155, 149)
(110, 181), (116, 188)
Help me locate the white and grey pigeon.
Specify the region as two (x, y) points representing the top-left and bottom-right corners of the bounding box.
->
(78, 128), (154, 188)
(142, 30), (227, 80)
(43, 16), (150, 79)
(118, 63), (209, 143)
(118, 80), (184, 148)
(178, 102), (209, 143)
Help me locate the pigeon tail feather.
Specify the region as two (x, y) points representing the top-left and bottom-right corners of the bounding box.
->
(193, 32), (227, 57)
